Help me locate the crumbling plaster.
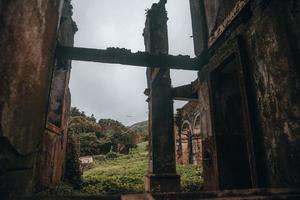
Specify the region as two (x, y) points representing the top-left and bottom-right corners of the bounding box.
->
(0, 0), (64, 195)
(194, 0), (300, 188)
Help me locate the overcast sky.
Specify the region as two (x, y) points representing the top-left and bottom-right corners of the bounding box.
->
(70, 0), (197, 126)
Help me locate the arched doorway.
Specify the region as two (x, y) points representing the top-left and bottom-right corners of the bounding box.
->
(192, 113), (203, 165)
(180, 121), (192, 165)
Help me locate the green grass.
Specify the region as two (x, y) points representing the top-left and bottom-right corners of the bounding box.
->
(81, 143), (147, 194)
(81, 142), (203, 194)
(38, 142), (203, 195)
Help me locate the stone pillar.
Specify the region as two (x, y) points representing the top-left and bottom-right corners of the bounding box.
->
(0, 0), (64, 197)
(144, 0), (180, 193)
(175, 110), (183, 164)
(189, 0), (208, 56)
(35, 0), (77, 190)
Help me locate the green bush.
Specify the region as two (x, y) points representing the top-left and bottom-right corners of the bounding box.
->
(68, 112), (139, 156)
(106, 152), (119, 160)
(64, 132), (82, 188)
(178, 165), (203, 192)
(93, 155), (106, 162)
(36, 183), (76, 196)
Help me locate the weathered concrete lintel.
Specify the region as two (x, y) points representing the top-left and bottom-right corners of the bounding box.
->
(145, 80), (199, 101)
(144, 89), (198, 101)
(56, 45), (208, 71)
(172, 84), (198, 101)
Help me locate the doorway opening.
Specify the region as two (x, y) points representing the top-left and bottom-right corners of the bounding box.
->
(211, 55), (252, 189)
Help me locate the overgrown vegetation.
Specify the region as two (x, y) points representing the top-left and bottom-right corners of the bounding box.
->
(40, 142), (203, 195)
(68, 107), (142, 156)
(54, 108), (203, 195)
(81, 142), (149, 194)
(64, 131), (82, 188)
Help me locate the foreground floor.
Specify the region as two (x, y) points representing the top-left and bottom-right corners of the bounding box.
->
(12, 188), (300, 200)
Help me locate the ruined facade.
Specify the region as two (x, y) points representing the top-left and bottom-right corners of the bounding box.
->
(189, 0), (300, 190)
(175, 101), (203, 166)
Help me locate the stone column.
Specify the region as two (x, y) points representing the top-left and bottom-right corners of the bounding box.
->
(35, 0), (77, 190)
(144, 0), (180, 193)
(189, 0), (208, 56)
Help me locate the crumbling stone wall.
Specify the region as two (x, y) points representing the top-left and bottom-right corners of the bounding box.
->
(196, 81), (217, 190)
(204, 0), (239, 35)
(191, 0), (300, 189)
(244, 0), (300, 187)
(0, 0), (64, 196)
(35, 0), (77, 190)
(175, 101), (203, 166)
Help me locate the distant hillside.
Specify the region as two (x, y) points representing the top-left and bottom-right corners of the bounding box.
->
(129, 120), (148, 131)
(129, 121), (148, 143)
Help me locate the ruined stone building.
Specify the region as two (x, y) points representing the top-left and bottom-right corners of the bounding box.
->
(175, 101), (203, 166)
(0, 0), (300, 199)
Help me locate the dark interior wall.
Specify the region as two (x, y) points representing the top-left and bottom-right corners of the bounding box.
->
(197, 81), (217, 190)
(0, 0), (63, 196)
(211, 57), (252, 189)
(244, 0), (300, 187)
(192, 0), (300, 189)
(203, 0), (239, 36)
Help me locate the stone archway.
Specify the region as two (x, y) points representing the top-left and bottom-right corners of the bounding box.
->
(180, 120), (193, 165)
(192, 113), (203, 165)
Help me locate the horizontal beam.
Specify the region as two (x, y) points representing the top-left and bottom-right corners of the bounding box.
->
(56, 45), (208, 71)
(172, 84), (198, 101)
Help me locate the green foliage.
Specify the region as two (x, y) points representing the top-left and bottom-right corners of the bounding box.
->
(177, 165), (203, 192)
(64, 132), (82, 188)
(98, 119), (127, 133)
(93, 155), (106, 162)
(105, 152), (119, 160)
(79, 133), (112, 155)
(68, 108), (139, 156)
(70, 107), (86, 118)
(36, 183), (77, 196)
(81, 142), (148, 194)
(68, 116), (102, 135)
